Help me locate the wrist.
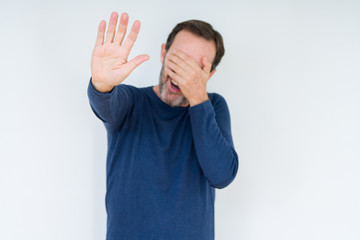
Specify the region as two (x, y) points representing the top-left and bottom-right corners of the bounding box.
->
(189, 95), (209, 107)
(91, 78), (114, 93)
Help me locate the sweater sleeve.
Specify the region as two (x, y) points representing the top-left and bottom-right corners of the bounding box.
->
(188, 95), (239, 189)
(87, 77), (135, 132)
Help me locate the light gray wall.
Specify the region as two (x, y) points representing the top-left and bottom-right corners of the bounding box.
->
(0, 0), (359, 239)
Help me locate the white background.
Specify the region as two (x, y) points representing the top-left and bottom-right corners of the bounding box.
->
(0, 0), (359, 239)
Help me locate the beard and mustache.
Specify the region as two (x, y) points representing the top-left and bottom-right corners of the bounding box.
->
(158, 64), (189, 107)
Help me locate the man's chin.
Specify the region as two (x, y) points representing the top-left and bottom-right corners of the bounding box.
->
(169, 98), (189, 107)
(160, 89), (188, 107)
(159, 74), (188, 107)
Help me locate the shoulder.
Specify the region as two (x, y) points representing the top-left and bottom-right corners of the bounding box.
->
(113, 84), (151, 100)
(114, 84), (139, 94)
(117, 84), (153, 93)
(208, 92), (228, 109)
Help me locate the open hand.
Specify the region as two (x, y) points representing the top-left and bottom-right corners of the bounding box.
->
(91, 12), (149, 92)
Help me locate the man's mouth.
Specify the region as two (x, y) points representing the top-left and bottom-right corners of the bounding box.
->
(169, 78), (180, 92)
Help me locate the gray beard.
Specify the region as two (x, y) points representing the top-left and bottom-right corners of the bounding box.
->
(159, 66), (189, 107)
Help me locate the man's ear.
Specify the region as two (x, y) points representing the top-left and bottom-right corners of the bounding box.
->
(209, 69), (217, 79)
(161, 43), (166, 63)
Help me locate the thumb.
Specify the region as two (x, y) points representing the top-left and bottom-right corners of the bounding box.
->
(122, 54), (150, 76)
(202, 56), (212, 74)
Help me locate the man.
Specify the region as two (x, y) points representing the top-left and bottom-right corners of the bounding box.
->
(88, 11), (238, 240)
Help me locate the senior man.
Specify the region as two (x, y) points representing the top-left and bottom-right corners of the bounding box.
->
(88, 11), (238, 240)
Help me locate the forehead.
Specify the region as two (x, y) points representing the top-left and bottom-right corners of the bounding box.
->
(168, 30), (216, 65)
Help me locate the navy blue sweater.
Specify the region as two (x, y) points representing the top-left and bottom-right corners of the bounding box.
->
(87, 78), (238, 240)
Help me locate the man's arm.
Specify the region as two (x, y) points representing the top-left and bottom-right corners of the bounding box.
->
(87, 79), (136, 132)
(88, 12), (149, 130)
(189, 96), (238, 189)
(164, 50), (238, 188)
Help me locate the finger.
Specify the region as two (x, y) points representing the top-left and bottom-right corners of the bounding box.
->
(95, 20), (106, 46)
(165, 59), (186, 79)
(173, 50), (200, 69)
(105, 12), (119, 44)
(164, 66), (181, 84)
(114, 12), (129, 45)
(122, 20), (141, 55)
(121, 54), (150, 77)
(202, 57), (212, 73)
(167, 53), (192, 73)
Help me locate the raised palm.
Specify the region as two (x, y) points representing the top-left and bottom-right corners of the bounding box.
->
(91, 12), (149, 92)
